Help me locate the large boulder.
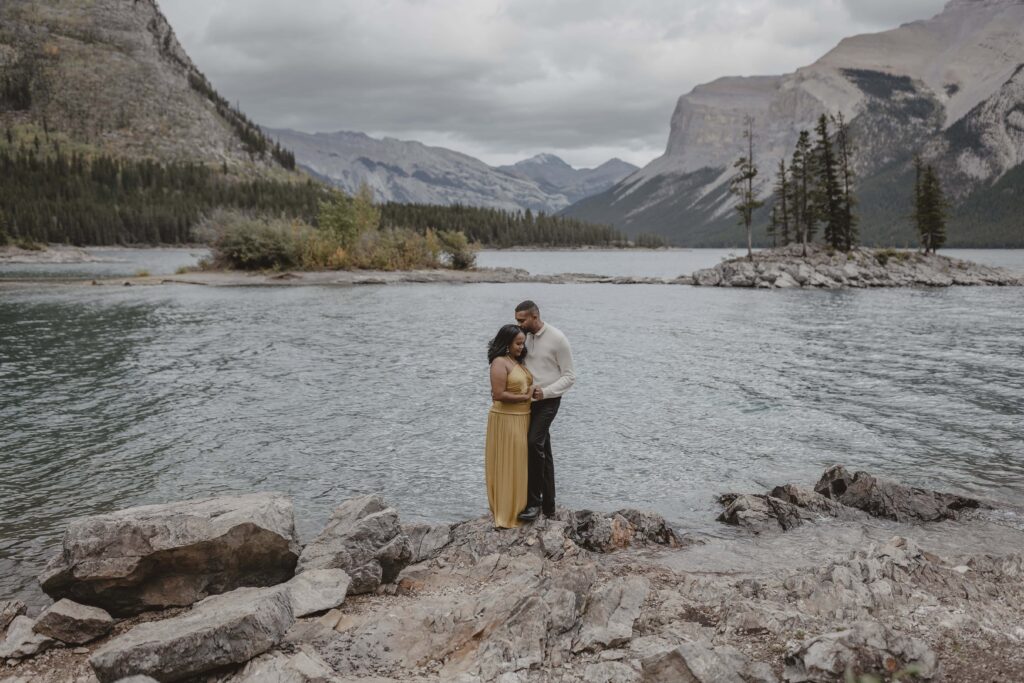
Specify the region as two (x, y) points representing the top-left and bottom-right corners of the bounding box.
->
(814, 465), (980, 522)
(784, 620), (938, 682)
(297, 495), (412, 594)
(39, 493), (300, 615)
(32, 598), (113, 644)
(89, 584), (295, 682)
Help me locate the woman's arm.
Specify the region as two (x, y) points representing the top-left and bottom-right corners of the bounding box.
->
(490, 361), (531, 402)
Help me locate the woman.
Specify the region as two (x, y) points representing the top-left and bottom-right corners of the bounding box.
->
(485, 324), (536, 528)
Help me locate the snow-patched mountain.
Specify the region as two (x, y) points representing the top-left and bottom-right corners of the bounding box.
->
(263, 129), (579, 213)
(566, 0), (1024, 246)
(497, 154), (637, 204)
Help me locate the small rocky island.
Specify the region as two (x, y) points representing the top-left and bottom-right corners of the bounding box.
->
(2, 466), (1022, 682)
(691, 245), (1023, 289)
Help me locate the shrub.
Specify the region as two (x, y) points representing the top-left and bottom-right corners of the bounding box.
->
(438, 229), (478, 270)
(134, 269), (151, 277)
(14, 237), (44, 251)
(211, 215), (305, 270)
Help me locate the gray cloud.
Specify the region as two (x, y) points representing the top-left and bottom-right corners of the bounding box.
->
(159, 0), (947, 168)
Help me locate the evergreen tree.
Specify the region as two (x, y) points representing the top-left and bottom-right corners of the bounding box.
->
(766, 204), (779, 247)
(789, 130), (816, 256)
(813, 114), (844, 251)
(772, 158), (791, 245)
(728, 116), (763, 260)
(833, 112), (858, 251)
(915, 161), (947, 253)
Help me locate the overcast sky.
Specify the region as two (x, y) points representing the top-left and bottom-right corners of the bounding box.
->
(159, 0), (948, 169)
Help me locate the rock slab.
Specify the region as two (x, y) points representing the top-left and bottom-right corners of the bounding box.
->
(784, 620), (938, 682)
(33, 598), (114, 644)
(40, 493), (300, 615)
(285, 569), (351, 618)
(297, 494), (412, 594)
(88, 585), (295, 682)
(814, 465), (980, 522)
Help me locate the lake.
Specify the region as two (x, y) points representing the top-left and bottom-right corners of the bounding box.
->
(2, 248), (1023, 606)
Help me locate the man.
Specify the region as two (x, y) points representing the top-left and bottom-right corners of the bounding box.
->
(514, 300), (575, 522)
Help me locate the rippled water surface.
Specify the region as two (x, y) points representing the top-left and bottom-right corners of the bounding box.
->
(2, 251), (1023, 605)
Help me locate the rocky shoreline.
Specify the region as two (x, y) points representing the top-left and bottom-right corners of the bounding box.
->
(692, 245), (1023, 288)
(3, 466), (1023, 682)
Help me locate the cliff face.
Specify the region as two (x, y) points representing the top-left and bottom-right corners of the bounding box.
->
(565, 0), (1024, 246)
(0, 0), (292, 174)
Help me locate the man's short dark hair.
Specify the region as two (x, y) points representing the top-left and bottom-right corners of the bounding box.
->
(515, 300), (539, 314)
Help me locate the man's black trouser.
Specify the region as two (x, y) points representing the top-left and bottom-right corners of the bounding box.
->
(527, 397), (561, 515)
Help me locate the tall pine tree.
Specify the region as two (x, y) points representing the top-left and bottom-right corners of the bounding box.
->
(833, 112), (858, 251)
(772, 158), (791, 246)
(813, 114), (844, 251)
(729, 116), (763, 260)
(789, 130), (816, 256)
(914, 158), (947, 254)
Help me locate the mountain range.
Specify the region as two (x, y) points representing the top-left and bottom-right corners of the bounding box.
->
(263, 128), (637, 213)
(565, 0), (1024, 247)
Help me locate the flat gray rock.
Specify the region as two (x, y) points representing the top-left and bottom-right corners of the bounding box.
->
(40, 493), (300, 615)
(298, 494), (412, 594)
(89, 585), (294, 682)
(33, 598), (113, 644)
(0, 615), (56, 660)
(285, 569), (351, 617)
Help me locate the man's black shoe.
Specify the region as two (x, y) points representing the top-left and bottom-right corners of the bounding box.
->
(517, 506), (541, 522)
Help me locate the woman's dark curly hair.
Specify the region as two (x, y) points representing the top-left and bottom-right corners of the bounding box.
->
(487, 324), (528, 365)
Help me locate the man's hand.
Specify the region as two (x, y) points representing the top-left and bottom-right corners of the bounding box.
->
(532, 386), (544, 400)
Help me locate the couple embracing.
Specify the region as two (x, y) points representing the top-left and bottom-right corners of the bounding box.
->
(485, 300), (575, 528)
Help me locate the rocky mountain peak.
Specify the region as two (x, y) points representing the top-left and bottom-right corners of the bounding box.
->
(0, 0), (293, 173)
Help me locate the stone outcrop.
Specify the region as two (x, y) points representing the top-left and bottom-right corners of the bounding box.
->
(32, 598), (113, 645)
(814, 465), (982, 522)
(784, 620), (938, 682)
(691, 246), (1023, 289)
(717, 493), (816, 533)
(641, 641), (778, 683)
(720, 465), (983, 533)
(89, 584), (294, 682)
(7, 485), (1024, 682)
(39, 493), (300, 615)
(297, 495), (412, 594)
(403, 522), (452, 564)
(567, 508), (681, 552)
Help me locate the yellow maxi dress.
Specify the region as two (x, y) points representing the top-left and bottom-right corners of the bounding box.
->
(485, 363), (533, 528)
